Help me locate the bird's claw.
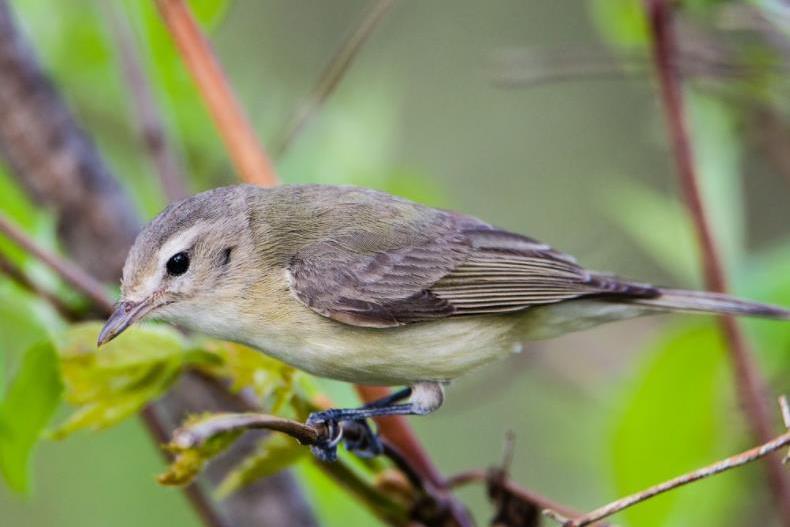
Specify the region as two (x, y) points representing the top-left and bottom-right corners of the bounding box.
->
(307, 413), (344, 462)
(343, 419), (384, 458)
(307, 411), (383, 461)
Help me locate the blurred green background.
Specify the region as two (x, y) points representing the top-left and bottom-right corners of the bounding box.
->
(1, 0), (790, 526)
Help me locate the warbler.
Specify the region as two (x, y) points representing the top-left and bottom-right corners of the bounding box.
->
(99, 184), (790, 459)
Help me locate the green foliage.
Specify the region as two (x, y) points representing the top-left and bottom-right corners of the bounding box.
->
(196, 339), (302, 416)
(0, 341), (63, 493)
(611, 323), (736, 526)
(51, 323), (192, 438)
(588, 0), (649, 49)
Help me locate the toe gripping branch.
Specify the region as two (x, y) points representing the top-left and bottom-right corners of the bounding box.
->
(307, 387), (414, 461)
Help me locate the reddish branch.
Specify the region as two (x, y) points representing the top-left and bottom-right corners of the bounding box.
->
(154, 0), (277, 187)
(644, 0), (790, 522)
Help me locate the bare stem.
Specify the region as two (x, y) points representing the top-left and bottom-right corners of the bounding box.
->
(0, 212), (113, 312)
(0, 250), (79, 319)
(104, 4), (189, 202)
(644, 0), (790, 521)
(545, 426), (790, 526)
(270, 0), (394, 158)
(154, 0), (277, 187)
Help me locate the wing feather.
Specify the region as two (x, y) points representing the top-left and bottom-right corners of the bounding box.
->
(288, 204), (658, 327)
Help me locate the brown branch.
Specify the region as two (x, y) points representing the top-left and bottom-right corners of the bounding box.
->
(270, 0), (394, 158)
(644, 1), (790, 523)
(154, 0), (277, 187)
(545, 409), (790, 526)
(103, 4), (189, 202)
(447, 470), (604, 526)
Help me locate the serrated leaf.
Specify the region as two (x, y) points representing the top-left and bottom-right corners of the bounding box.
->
(51, 322), (189, 438)
(611, 323), (734, 526)
(216, 431), (307, 497)
(0, 341), (63, 493)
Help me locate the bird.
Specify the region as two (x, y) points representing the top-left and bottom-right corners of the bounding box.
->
(98, 184), (790, 460)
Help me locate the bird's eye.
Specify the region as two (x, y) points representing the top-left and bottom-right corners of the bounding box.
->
(166, 252), (190, 276)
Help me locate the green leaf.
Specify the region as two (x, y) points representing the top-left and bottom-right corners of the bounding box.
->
(188, 0), (230, 30)
(0, 341), (63, 493)
(51, 323), (189, 438)
(588, 0), (649, 49)
(611, 323), (736, 526)
(197, 339), (301, 416)
(216, 431), (307, 497)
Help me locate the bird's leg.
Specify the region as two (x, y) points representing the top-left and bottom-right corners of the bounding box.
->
(308, 382), (444, 461)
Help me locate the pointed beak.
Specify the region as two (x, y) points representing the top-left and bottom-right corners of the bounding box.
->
(97, 299), (154, 346)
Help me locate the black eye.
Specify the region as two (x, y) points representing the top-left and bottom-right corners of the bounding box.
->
(166, 252), (190, 276)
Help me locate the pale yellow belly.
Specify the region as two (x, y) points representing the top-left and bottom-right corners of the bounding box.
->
(242, 311), (522, 385)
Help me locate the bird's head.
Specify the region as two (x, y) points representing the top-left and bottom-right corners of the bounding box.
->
(98, 185), (259, 345)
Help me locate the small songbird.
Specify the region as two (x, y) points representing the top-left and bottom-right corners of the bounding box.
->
(99, 184), (790, 459)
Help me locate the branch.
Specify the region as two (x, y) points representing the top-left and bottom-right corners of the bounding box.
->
(104, 4), (189, 202)
(0, 251), (78, 319)
(544, 397), (790, 526)
(0, 212), (113, 312)
(154, 0), (277, 187)
(270, 0), (394, 158)
(644, 1), (790, 522)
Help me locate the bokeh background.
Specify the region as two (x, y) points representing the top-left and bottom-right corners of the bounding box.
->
(1, 1), (790, 526)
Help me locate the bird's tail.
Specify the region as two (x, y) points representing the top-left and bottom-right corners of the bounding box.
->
(626, 287), (790, 320)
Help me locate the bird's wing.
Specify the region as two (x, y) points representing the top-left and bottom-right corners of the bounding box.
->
(288, 216), (658, 328)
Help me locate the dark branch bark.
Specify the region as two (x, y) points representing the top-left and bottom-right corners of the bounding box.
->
(0, 2), (317, 526)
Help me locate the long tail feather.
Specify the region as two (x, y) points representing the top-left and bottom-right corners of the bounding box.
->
(627, 288), (790, 320)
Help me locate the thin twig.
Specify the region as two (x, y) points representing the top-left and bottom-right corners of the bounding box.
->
(270, 0), (394, 158)
(644, 0), (790, 522)
(446, 469), (586, 523)
(0, 251), (79, 319)
(544, 427), (790, 526)
(154, 0), (277, 187)
(104, 4), (189, 202)
(0, 212), (113, 312)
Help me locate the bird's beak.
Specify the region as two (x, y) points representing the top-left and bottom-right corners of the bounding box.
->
(97, 298), (155, 346)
